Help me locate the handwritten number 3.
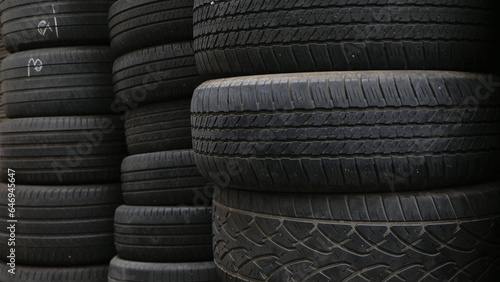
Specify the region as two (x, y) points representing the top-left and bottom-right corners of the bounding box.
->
(28, 58), (43, 77)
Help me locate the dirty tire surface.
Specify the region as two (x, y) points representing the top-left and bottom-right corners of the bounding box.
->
(0, 184), (121, 266)
(1, 0), (114, 52)
(0, 116), (126, 184)
(192, 71), (500, 193)
(109, 0), (194, 55)
(193, 0), (498, 75)
(108, 256), (221, 282)
(121, 150), (212, 206)
(0, 264), (109, 282)
(114, 205), (213, 262)
(2, 47), (115, 117)
(124, 99), (192, 154)
(213, 184), (500, 281)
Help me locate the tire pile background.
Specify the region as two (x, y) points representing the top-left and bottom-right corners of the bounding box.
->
(191, 0), (500, 281)
(0, 0), (498, 282)
(0, 0), (125, 281)
(107, 0), (220, 281)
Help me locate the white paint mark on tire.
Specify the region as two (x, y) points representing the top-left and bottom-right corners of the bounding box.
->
(28, 58), (43, 77)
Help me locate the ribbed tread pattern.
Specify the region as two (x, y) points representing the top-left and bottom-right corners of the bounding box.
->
(108, 256), (221, 282)
(191, 71), (500, 192)
(0, 184), (121, 266)
(193, 0), (498, 75)
(214, 184), (500, 281)
(124, 100), (192, 154)
(1, 47), (115, 117)
(121, 150), (211, 206)
(109, 0), (194, 55)
(0, 264), (108, 282)
(0, 116), (126, 184)
(113, 42), (207, 110)
(114, 205), (213, 262)
(1, 0), (114, 52)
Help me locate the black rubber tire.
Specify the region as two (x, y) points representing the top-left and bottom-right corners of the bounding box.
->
(0, 95), (6, 122)
(192, 71), (500, 193)
(112, 41), (208, 112)
(0, 116), (126, 185)
(114, 205), (213, 262)
(124, 99), (192, 155)
(214, 184), (500, 282)
(1, 47), (115, 118)
(0, 184), (121, 266)
(109, 0), (194, 55)
(193, 0), (498, 75)
(0, 40), (8, 122)
(121, 150), (212, 206)
(0, 0), (114, 53)
(0, 264), (108, 282)
(108, 256), (221, 282)
(0, 37), (9, 61)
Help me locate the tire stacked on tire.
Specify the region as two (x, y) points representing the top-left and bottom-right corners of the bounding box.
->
(107, 1), (220, 281)
(192, 1), (500, 281)
(0, 1), (125, 281)
(0, 38), (9, 122)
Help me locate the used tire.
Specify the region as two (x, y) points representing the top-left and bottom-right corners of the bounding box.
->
(109, 0), (194, 55)
(0, 116), (126, 184)
(112, 41), (207, 112)
(1, 47), (115, 118)
(0, 264), (108, 282)
(0, 184), (121, 266)
(0, 41), (8, 122)
(192, 71), (500, 193)
(214, 184), (500, 281)
(114, 205), (213, 262)
(1, 0), (114, 52)
(0, 96), (6, 122)
(108, 256), (220, 282)
(121, 150), (212, 206)
(194, 0), (498, 75)
(124, 99), (192, 155)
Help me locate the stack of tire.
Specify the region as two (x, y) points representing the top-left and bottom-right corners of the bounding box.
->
(107, 1), (220, 281)
(0, 1), (127, 281)
(0, 38), (10, 122)
(191, 1), (500, 281)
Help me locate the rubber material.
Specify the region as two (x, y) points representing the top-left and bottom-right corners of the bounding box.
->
(1, 47), (115, 117)
(0, 95), (6, 122)
(0, 116), (126, 184)
(112, 42), (207, 112)
(121, 150), (212, 206)
(193, 0), (498, 75)
(0, 184), (121, 266)
(1, 0), (114, 52)
(0, 264), (109, 282)
(0, 40), (9, 122)
(114, 205), (213, 262)
(192, 71), (500, 193)
(214, 184), (500, 281)
(109, 0), (194, 55)
(108, 256), (220, 282)
(124, 99), (192, 155)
